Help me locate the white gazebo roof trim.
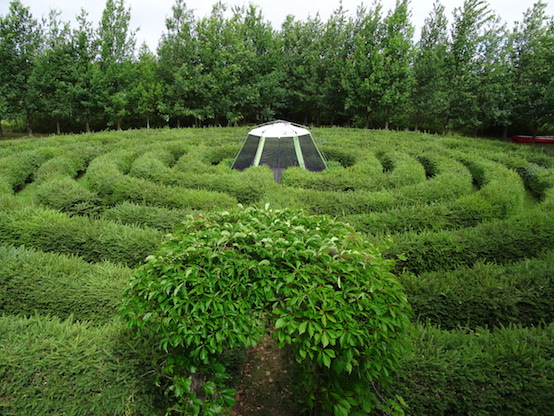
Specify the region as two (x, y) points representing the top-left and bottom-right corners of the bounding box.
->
(249, 120), (310, 138)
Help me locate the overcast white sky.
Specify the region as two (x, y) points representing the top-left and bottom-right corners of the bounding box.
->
(1, 0), (552, 51)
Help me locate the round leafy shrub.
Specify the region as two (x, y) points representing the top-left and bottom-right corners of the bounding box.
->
(122, 206), (412, 415)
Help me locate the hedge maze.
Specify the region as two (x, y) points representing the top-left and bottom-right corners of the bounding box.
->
(1, 128), (553, 415)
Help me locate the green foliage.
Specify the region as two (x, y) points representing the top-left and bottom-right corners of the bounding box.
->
(400, 251), (554, 329)
(0, 148), (57, 191)
(0, 205), (162, 266)
(1, 127), (554, 415)
(122, 206), (412, 415)
(102, 202), (191, 231)
(389, 208), (554, 274)
(393, 323), (554, 416)
(0, 315), (167, 416)
(0, 245), (129, 322)
(36, 177), (101, 216)
(522, 163), (554, 199)
(86, 154), (238, 210)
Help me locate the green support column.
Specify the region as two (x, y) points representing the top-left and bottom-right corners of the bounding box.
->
(253, 136), (266, 167)
(293, 136), (305, 169)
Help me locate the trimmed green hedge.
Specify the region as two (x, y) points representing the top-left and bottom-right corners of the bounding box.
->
(33, 146), (103, 183)
(295, 154), (472, 216)
(0, 148), (58, 191)
(282, 153), (385, 192)
(86, 157), (238, 210)
(376, 150), (427, 188)
(0, 245), (129, 322)
(0, 315), (167, 416)
(400, 251), (554, 329)
(388, 207), (554, 274)
(393, 323), (554, 416)
(2, 318), (551, 416)
(36, 177), (102, 216)
(102, 202), (191, 231)
(0, 206), (162, 266)
(522, 163), (554, 200)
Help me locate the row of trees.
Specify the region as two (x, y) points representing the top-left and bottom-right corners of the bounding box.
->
(0, 0), (553, 137)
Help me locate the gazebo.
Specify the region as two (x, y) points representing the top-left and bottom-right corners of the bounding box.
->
(231, 120), (327, 182)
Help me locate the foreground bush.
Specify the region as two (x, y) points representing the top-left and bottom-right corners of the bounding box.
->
(122, 207), (412, 415)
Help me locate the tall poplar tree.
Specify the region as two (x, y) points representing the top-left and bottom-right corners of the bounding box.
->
(0, 0), (41, 136)
(413, 1), (450, 132)
(157, 0), (199, 127)
(29, 10), (74, 134)
(512, 1), (554, 136)
(474, 16), (514, 137)
(72, 9), (98, 133)
(96, 0), (136, 130)
(344, 3), (384, 128)
(446, 0), (492, 134)
(320, 4), (353, 126)
(279, 14), (325, 124)
(132, 43), (163, 129)
(231, 4), (282, 123)
(378, 0), (414, 129)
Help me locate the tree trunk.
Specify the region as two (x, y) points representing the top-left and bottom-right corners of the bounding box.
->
(0, 120), (3, 138)
(364, 114), (370, 129)
(117, 117), (122, 131)
(146, 114), (150, 130)
(384, 119), (389, 130)
(503, 125), (508, 140)
(26, 112), (33, 137)
(177, 119), (181, 129)
(443, 117), (450, 136)
(85, 119), (91, 133)
(56, 119), (61, 135)
(473, 126), (478, 137)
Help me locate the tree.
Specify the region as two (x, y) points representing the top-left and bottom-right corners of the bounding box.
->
(344, 3), (384, 128)
(412, 1), (450, 132)
(0, 0), (41, 136)
(474, 16), (514, 137)
(132, 43), (163, 129)
(194, 2), (244, 126)
(230, 4), (282, 123)
(320, 4), (353, 126)
(511, 1), (554, 136)
(378, 0), (414, 129)
(279, 14), (325, 124)
(71, 9), (98, 133)
(446, 0), (493, 134)
(29, 10), (75, 135)
(96, 0), (136, 130)
(157, 0), (199, 127)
